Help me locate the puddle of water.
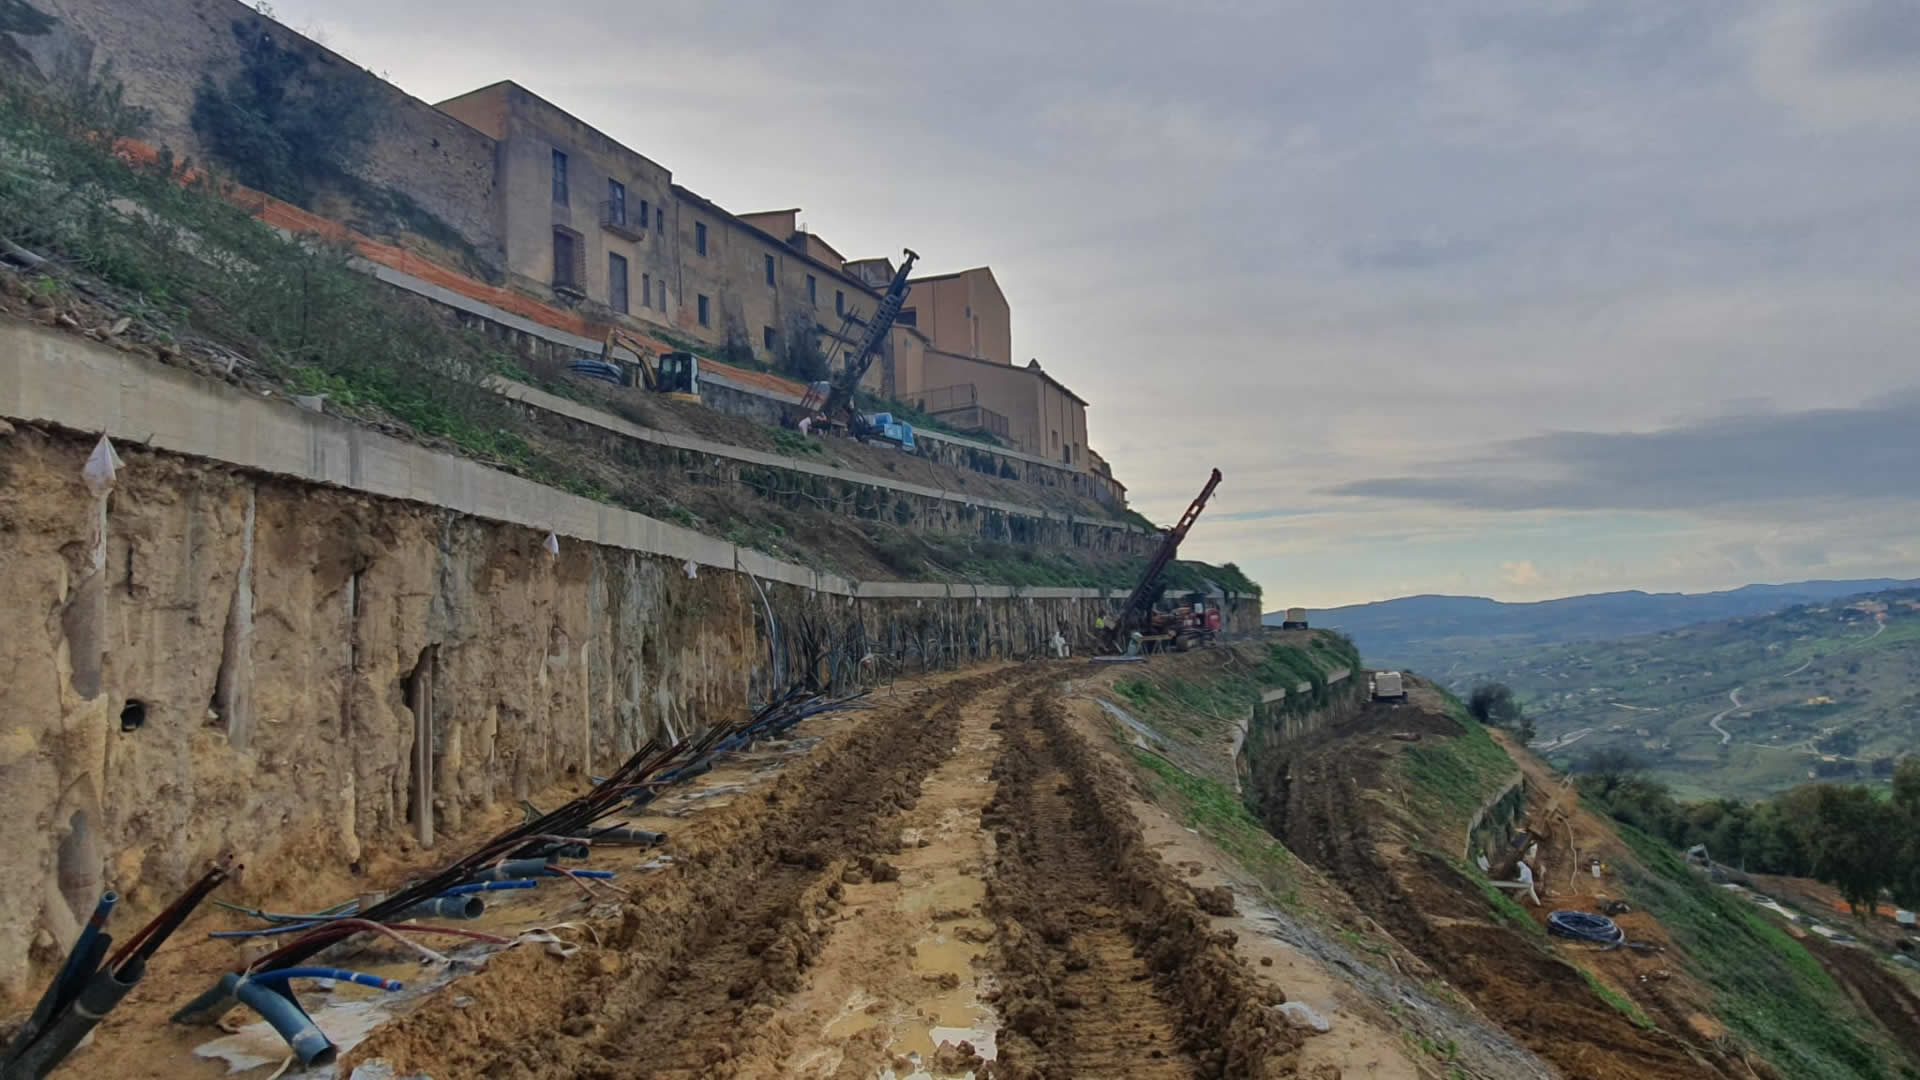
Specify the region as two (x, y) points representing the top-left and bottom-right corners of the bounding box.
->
(912, 932), (976, 969)
(823, 987), (885, 1039)
(899, 877), (984, 916)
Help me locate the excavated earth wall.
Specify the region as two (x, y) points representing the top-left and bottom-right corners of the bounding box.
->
(1237, 667), (1366, 831)
(0, 422), (1111, 1006)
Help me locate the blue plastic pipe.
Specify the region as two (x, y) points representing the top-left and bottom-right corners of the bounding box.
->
(439, 879), (539, 897)
(227, 973), (335, 1067)
(247, 967), (403, 992)
(393, 895), (484, 921)
(465, 860), (613, 882)
(3, 892), (116, 1073)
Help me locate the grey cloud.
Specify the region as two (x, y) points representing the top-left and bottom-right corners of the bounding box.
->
(1324, 391), (1920, 511)
(1819, 0), (1920, 71)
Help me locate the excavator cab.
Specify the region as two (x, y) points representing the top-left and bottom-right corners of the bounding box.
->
(598, 330), (700, 403)
(654, 351), (700, 401)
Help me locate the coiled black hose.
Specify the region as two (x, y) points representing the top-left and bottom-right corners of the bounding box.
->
(1547, 910), (1625, 948)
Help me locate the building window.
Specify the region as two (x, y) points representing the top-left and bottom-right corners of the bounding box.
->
(551, 149), (568, 205)
(638, 198), (649, 230)
(656, 206), (664, 231)
(608, 253), (629, 313)
(642, 272), (651, 309)
(697, 294), (710, 326)
(806, 274), (817, 304)
(765, 254), (775, 287)
(897, 307), (917, 327)
(835, 289), (845, 316)
(552, 228), (577, 287)
(695, 221), (708, 256)
(606, 178), (626, 225)
(763, 326), (776, 352)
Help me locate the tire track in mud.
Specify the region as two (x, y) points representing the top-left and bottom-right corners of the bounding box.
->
(985, 685), (1304, 1080)
(566, 671), (1042, 1080)
(346, 668), (1018, 1080)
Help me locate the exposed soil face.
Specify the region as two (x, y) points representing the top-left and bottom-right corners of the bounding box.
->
(1263, 696), (1740, 1080)
(1801, 935), (1920, 1066)
(985, 687), (1304, 1079)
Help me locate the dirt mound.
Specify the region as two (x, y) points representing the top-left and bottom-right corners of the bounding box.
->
(984, 686), (1303, 1079)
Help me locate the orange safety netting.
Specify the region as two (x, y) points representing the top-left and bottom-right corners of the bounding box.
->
(106, 136), (809, 402)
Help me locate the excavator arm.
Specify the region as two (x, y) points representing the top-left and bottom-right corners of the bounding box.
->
(600, 329), (660, 390)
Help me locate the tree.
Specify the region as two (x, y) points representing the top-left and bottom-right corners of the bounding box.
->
(1517, 715), (1537, 746)
(1894, 757), (1920, 812)
(1467, 682), (1522, 727)
(1893, 759), (1920, 910)
(1579, 747), (1647, 798)
(1805, 784), (1897, 916)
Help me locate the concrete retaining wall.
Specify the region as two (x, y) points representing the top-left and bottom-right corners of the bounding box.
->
(500, 378), (1151, 556)
(0, 323), (1140, 1004)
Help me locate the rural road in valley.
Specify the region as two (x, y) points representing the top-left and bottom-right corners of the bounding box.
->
(1709, 687), (1744, 746)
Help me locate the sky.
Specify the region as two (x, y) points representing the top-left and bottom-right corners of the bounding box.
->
(266, 0), (1920, 607)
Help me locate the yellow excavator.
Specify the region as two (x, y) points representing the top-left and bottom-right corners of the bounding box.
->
(579, 329), (700, 403)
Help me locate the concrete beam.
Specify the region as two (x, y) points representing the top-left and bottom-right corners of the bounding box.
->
(0, 322), (1124, 603)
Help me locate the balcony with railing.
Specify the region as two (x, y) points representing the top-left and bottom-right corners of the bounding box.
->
(600, 199), (645, 241)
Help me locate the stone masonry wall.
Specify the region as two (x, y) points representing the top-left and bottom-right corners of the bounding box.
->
(17, 0), (503, 268)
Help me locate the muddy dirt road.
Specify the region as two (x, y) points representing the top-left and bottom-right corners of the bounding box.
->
(334, 665), (1305, 1079)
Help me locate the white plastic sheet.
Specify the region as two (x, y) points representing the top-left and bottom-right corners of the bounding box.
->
(82, 434), (124, 495)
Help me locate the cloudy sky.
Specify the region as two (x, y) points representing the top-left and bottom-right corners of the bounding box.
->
(271, 0), (1920, 607)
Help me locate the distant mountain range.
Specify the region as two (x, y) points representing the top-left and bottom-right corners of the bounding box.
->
(1267, 579), (1920, 669)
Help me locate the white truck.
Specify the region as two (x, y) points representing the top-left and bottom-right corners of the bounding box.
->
(1371, 671), (1407, 703)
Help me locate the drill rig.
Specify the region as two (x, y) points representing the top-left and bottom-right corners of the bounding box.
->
(798, 249), (918, 444)
(1104, 468), (1224, 653)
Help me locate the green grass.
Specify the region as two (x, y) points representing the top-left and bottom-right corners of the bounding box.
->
(1614, 824), (1898, 1079)
(768, 427), (824, 457)
(0, 80), (614, 499)
(1130, 748), (1299, 906)
(1455, 855), (1543, 934)
(1113, 640), (1361, 739)
(1578, 967), (1655, 1029)
(1398, 696), (1517, 823)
